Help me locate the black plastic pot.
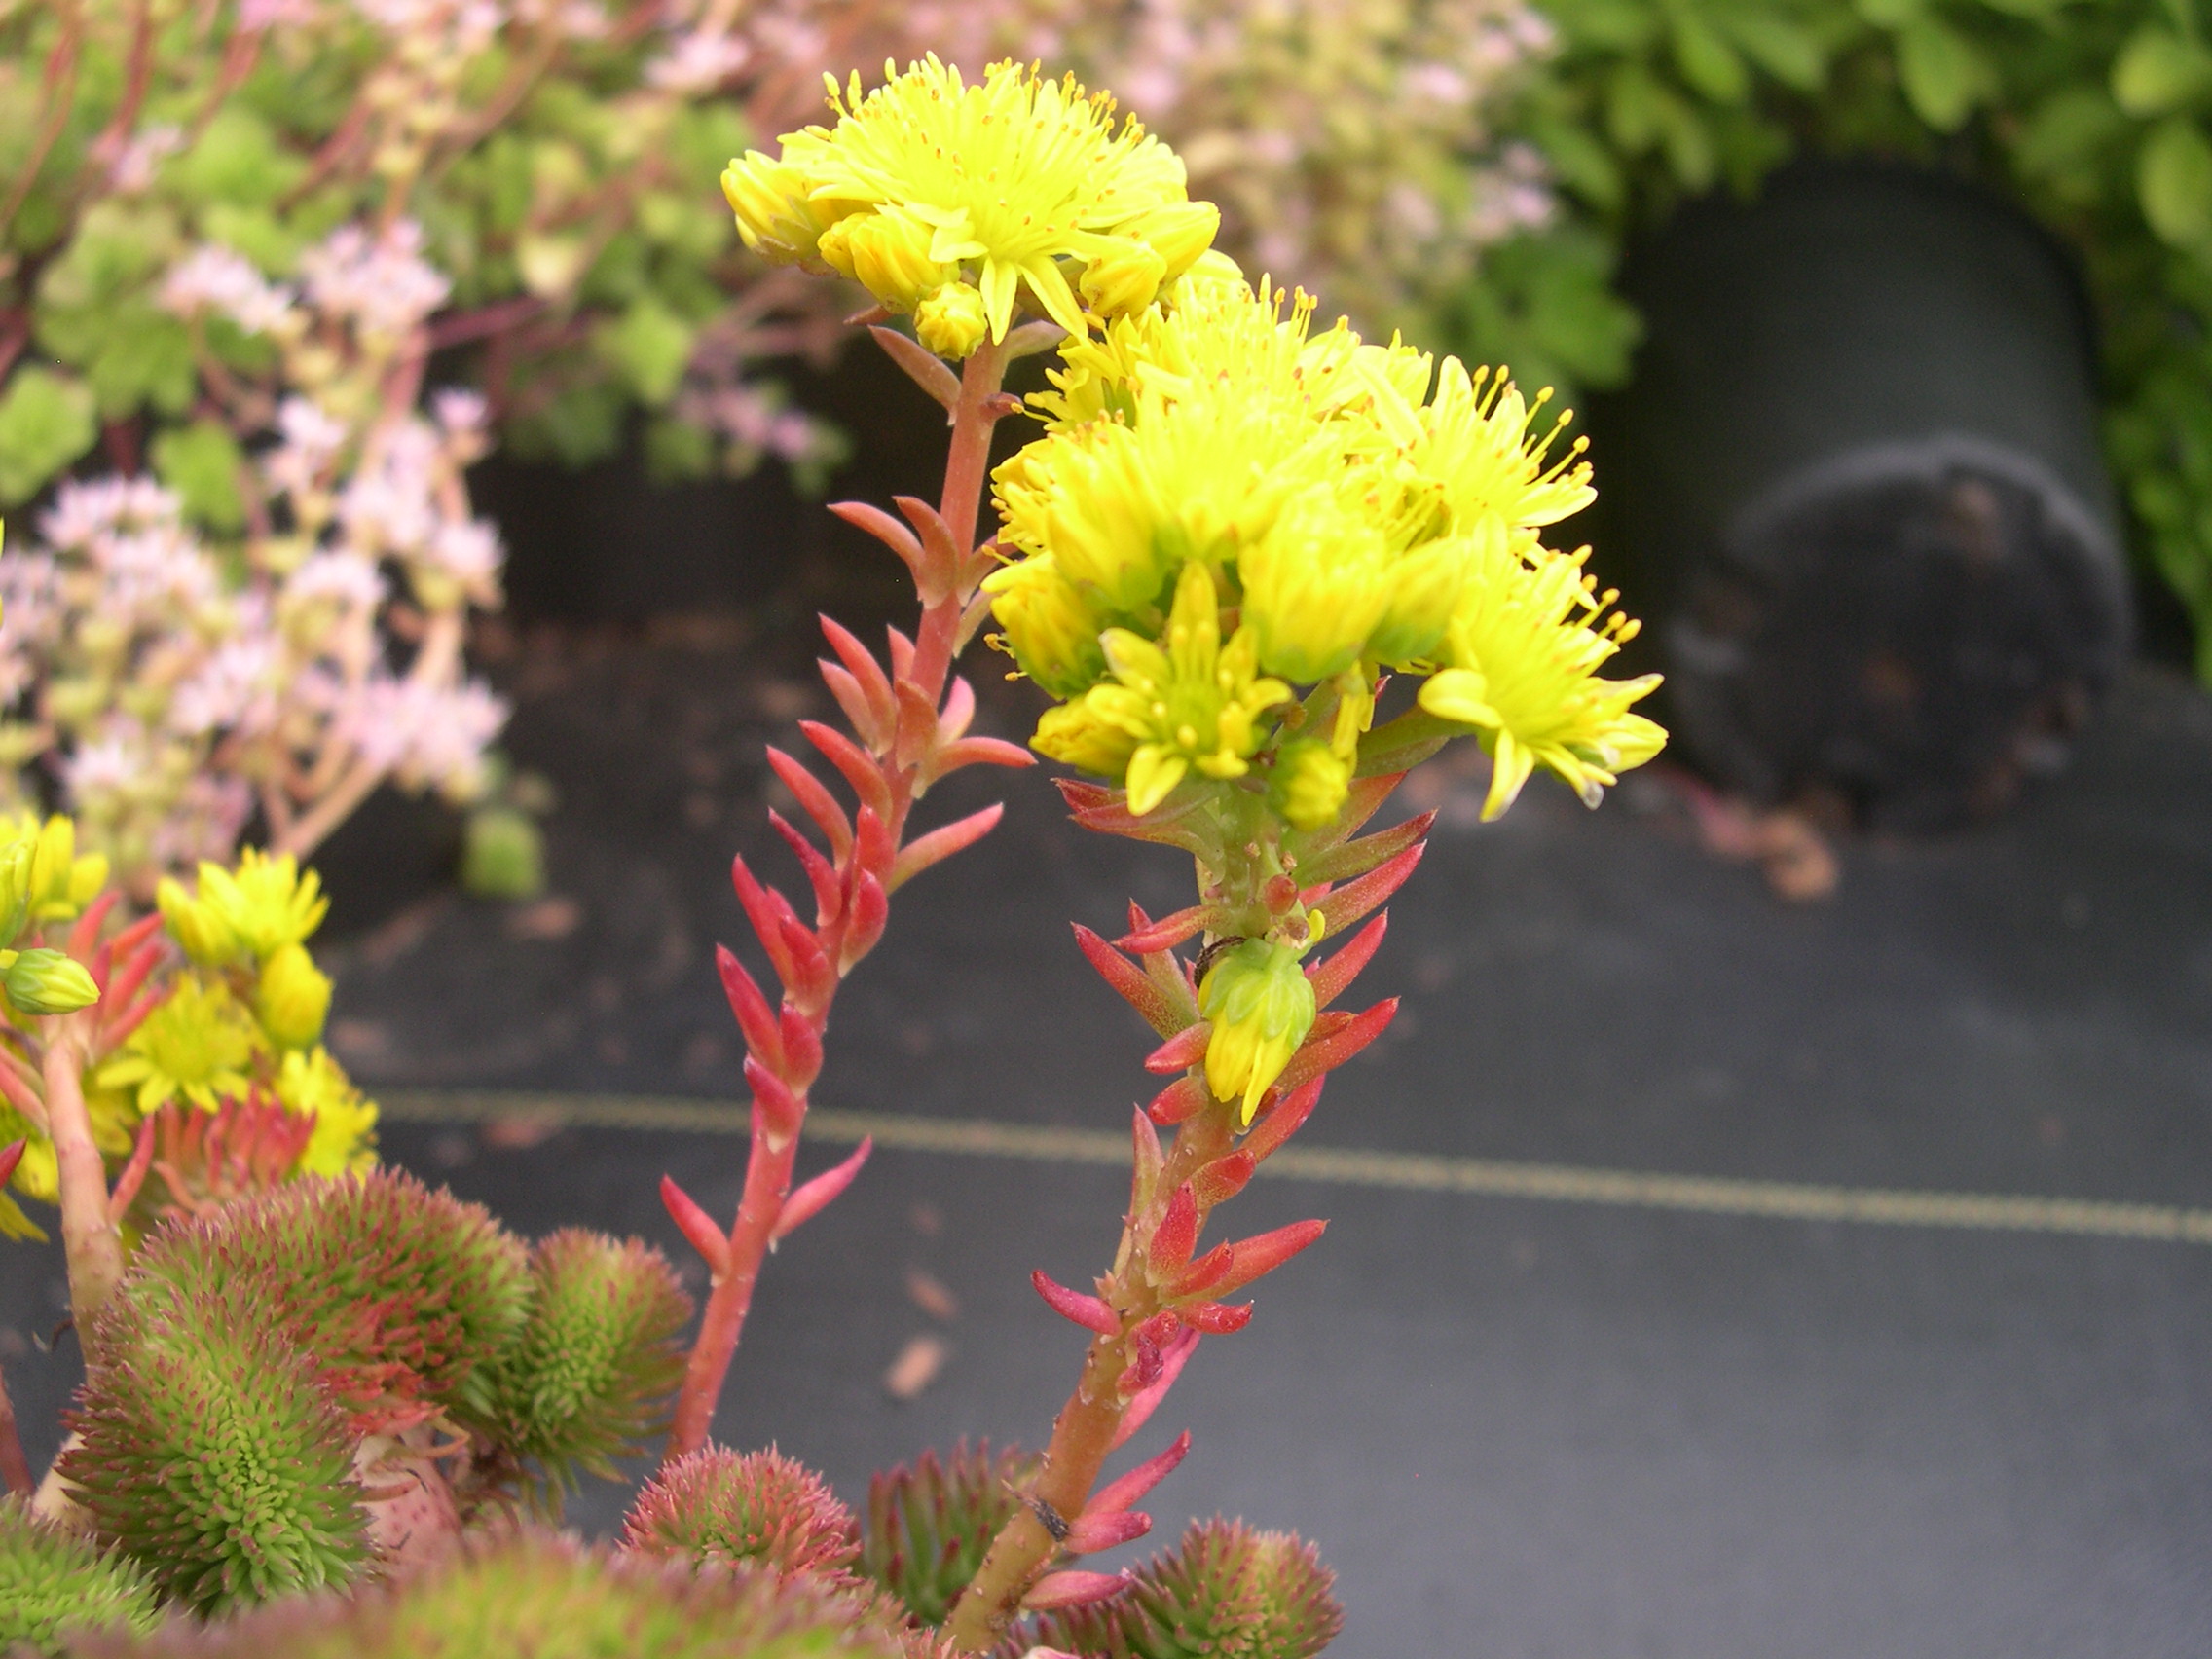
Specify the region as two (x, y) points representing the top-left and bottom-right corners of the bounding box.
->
(1597, 161), (2132, 830)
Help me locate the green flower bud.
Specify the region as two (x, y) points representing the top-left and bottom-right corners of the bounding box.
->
(158, 874), (240, 966)
(914, 280), (991, 359)
(1198, 939), (1317, 1124)
(1367, 532), (1475, 666)
(256, 942), (332, 1051)
(4, 949), (99, 1016)
(1270, 738), (1352, 831)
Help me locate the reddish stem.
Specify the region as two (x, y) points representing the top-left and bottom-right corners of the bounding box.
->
(660, 335), (1015, 1462)
(0, 1362), (27, 1497)
(43, 1020), (122, 1329)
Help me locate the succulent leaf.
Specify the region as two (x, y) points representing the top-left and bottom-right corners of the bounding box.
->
(489, 1229), (692, 1490)
(62, 1289), (368, 1615)
(859, 1442), (1034, 1628)
(621, 1446), (860, 1581)
(122, 1170), (532, 1436)
(0, 1495), (161, 1655)
(66, 1529), (912, 1659)
(1026, 1517), (1343, 1659)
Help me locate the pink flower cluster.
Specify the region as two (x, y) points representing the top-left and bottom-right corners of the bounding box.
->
(0, 221), (509, 892)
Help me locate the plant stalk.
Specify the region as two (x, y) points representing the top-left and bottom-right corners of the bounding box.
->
(0, 1362), (30, 1496)
(661, 336), (1014, 1461)
(43, 1020), (122, 1328)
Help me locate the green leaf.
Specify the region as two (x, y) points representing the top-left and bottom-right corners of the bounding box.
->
(2014, 86), (2129, 180)
(2140, 117), (2212, 245)
(85, 309), (196, 419)
(1532, 115), (1628, 211)
(1897, 15), (1995, 131)
(596, 299), (695, 406)
(0, 368), (96, 506)
(1672, 13), (1751, 102)
(2113, 27), (2212, 119)
(643, 415), (716, 483)
(1856, 0), (1924, 28)
(1716, 11), (1829, 92)
(151, 420), (247, 533)
(164, 106), (304, 209)
(1604, 62), (1667, 153)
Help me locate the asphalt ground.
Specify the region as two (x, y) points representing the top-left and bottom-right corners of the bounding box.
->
(5, 628), (2209, 1658)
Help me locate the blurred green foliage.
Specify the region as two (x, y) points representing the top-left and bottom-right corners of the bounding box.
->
(1452, 0), (2212, 673)
(0, 1), (845, 518)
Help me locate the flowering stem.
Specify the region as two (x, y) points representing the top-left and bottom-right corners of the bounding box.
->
(944, 1106), (1236, 1652)
(43, 1020), (123, 1329)
(661, 333), (1019, 1462)
(0, 1362), (30, 1496)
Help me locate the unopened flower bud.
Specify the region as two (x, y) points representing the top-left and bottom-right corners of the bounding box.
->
(1367, 533), (1474, 666)
(1269, 739), (1351, 831)
(914, 281), (990, 359)
(158, 876), (240, 966)
(0, 843), (31, 947)
(1238, 498), (1389, 683)
(1031, 698), (1140, 777)
(812, 214), (861, 279)
(256, 942), (332, 1051)
(983, 554), (1107, 696)
(1117, 201), (1220, 280)
(4, 948), (99, 1016)
(844, 209), (952, 311)
(719, 153), (823, 264)
(1197, 939), (1316, 1124)
(1079, 240), (1166, 317)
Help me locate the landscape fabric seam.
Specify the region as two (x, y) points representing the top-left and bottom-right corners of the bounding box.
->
(372, 1088), (2212, 1247)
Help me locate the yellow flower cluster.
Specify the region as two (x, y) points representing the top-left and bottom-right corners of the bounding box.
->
(722, 57), (1219, 356)
(0, 838), (375, 1238)
(987, 273), (1667, 826)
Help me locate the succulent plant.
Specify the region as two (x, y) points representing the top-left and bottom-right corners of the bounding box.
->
(62, 1287), (368, 1615)
(63, 1530), (913, 1659)
(859, 1443), (1035, 1628)
(622, 1446), (861, 1581)
(490, 1230), (693, 1491)
(123, 1170), (531, 1435)
(1027, 1518), (1344, 1659)
(0, 1496), (162, 1655)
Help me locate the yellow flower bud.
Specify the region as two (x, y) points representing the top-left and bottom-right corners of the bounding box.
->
(813, 213), (861, 279)
(1078, 239), (1167, 317)
(1269, 738), (1352, 831)
(914, 281), (991, 360)
(983, 554), (1107, 697)
(1237, 496), (1390, 682)
(720, 153), (829, 265)
(256, 941), (333, 1051)
(1367, 532), (1476, 667)
(0, 841), (31, 947)
(158, 876), (240, 966)
(4, 948), (99, 1017)
(845, 208), (955, 311)
(1032, 699), (1142, 776)
(1117, 201), (1220, 281)
(1198, 939), (1317, 1124)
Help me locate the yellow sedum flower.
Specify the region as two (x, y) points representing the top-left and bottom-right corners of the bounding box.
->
(1198, 938), (1317, 1124)
(1418, 533), (1667, 821)
(194, 848), (328, 960)
(723, 57), (1211, 348)
(157, 874), (240, 966)
(97, 978), (260, 1114)
(275, 1046), (378, 1178)
(1036, 564), (1290, 814)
